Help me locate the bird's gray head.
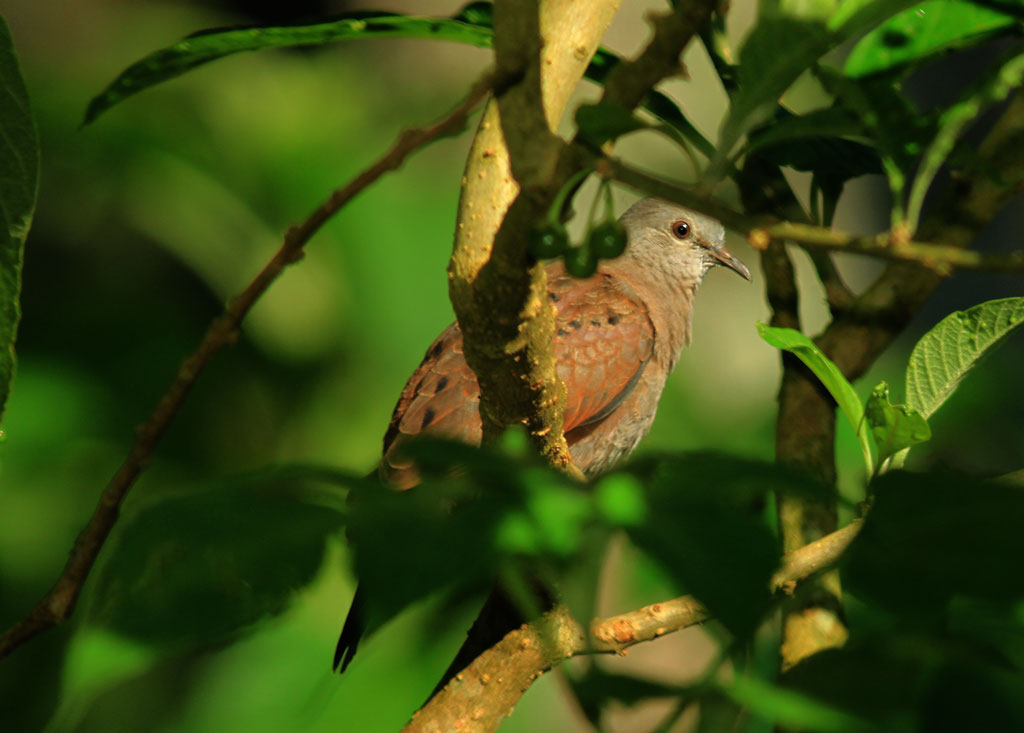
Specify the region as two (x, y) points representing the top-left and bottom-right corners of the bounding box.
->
(616, 198), (750, 284)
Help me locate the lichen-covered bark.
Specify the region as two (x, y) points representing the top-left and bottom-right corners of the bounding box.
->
(447, 0), (623, 474)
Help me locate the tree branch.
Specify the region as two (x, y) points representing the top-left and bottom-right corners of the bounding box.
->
(448, 0), (624, 477)
(405, 519), (862, 733)
(0, 70), (496, 662)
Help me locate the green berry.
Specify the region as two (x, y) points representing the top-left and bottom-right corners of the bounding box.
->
(588, 220), (628, 259)
(528, 225), (568, 259)
(563, 242), (597, 278)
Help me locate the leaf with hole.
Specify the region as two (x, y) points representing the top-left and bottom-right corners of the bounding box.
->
(845, 0), (1021, 78)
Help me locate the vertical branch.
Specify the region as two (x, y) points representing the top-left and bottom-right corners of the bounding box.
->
(766, 91), (1024, 669)
(447, 0), (623, 474)
(741, 153), (848, 668)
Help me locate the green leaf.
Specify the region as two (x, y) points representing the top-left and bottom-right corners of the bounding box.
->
(83, 10), (496, 125)
(814, 66), (933, 225)
(705, 0), (921, 182)
(348, 438), (590, 635)
(593, 472), (647, 527)
(746, 106), (883, 197)
(709, 14), (835, 179)
(82, 3), (712, 174)
(906, 297), (1024, 419)
(90, 478), (347, 645)
(720, 674), (868, 732)
(779, 642), (934, 729)
(642, 90), (717, 160)
(745, 105), (867, 157)
(864, 381), (931, 466)
(843, 470), (1024, 613)
(845, 1), (1021, 78)
(757, 323), (874, 476)
(906, 48), (1024, 232)
(626, 454), (824, 638)
(0, 17), (39, 425)
(575, 101), (647, 147)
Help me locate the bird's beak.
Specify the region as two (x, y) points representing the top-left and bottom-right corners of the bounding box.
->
(709, 246), (751, 281)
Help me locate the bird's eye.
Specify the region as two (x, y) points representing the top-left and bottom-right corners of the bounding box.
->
(671, 220), (691, 239)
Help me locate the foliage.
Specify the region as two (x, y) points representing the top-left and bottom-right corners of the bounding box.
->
(2, 1), (1024, 732)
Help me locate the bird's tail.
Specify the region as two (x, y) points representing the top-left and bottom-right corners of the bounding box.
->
(428, 580), (555, 698)
(333, 586), (364, 673)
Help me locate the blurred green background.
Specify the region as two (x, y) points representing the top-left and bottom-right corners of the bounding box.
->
(1, 1), (1021, 731)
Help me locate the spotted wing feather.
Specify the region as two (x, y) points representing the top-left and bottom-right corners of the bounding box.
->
(380, 264), (654, 484)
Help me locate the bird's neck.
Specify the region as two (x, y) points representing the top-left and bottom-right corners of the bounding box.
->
(607, 264), (700, 373)
(652, 279), (698, 372)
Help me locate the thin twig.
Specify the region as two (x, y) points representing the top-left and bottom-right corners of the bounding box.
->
(0, 70), (496, 663)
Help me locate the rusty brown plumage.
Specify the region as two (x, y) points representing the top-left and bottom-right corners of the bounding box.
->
(334, 198), (750, 673)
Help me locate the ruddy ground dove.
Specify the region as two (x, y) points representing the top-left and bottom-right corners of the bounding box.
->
(334, 197), (750, 673)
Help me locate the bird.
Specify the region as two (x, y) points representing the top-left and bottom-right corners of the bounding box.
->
(333, 197), (750, 674)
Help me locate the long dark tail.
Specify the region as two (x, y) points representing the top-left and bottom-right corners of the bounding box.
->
(333, 587), (364, 673)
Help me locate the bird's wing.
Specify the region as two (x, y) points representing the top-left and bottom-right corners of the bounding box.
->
(381, 323), (482, 488)
(547, 265), (655, 433)
(380, 266), (654, 485)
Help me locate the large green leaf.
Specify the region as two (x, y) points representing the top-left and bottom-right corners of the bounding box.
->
(347, 437), (593, 637)
(89, 476), (348, 645)
(782, 636), (1024, 731)
(82, 1), (714, 168)
(757, 323), (874, 475)
(842, 470), (1024, 613)
(625, 454), (825, 639)
(906, 297), (1024, 419)
(845, 0), (1021, 78)
(83, 9), (496, 125)
(0, 16), (39, 425)
(746, 106), (883, 218)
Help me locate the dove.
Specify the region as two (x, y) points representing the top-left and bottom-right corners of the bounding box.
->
(335, 198), (750, 673)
